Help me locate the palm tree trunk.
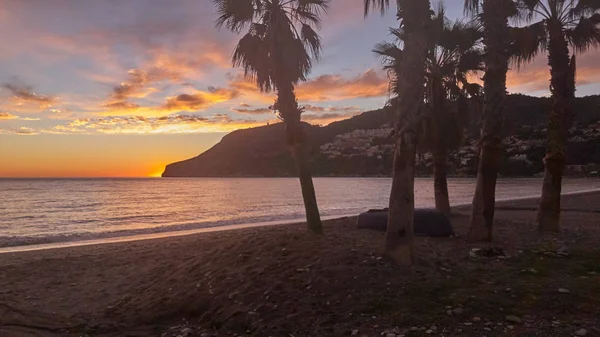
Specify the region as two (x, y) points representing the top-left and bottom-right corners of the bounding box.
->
(537, 25), (574, 232)
(468, 0), (509, 242)
(289, 129), (323, 234)
(277, 81), (323, 234)
(385, 0), (431, 266)
(429, 77), (450, 217)
(433, 152), (451, 217)
(386, 134), (417, 266)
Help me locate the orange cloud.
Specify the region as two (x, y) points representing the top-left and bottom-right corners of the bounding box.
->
(0, 112), (41, 121)
(302, 105), (361, 113)
(161, 87), (239, 112)
(228, 69), (388, 103)
(232, 107), (273, 114)
(297, 69), (389, 101)
(506, 50), (600, 93)
(303, 111), (361, 125)
(0, 126), (39, 135)
(52, 114), (264, 134)
(104, 67), (181, 109)
(0, 112), (18, 120)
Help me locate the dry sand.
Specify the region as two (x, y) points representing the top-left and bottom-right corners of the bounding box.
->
(1, 192), (600, 337)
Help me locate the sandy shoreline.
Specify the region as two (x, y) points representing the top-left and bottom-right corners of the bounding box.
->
(3, 188), (599, 254)
(1, 192), (600, 336)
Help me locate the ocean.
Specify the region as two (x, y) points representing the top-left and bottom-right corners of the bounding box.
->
(1, 177), (600, 248)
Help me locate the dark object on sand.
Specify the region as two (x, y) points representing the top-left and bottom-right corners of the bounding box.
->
(357, 209), (454, 237)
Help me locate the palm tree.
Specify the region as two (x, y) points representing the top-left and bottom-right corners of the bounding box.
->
(374, 8), (483, 217)
(365, 0), (433, 265)
(213, 0), (329, 233)
(464, 0), (520, 241)
(512, 0), (600, 231)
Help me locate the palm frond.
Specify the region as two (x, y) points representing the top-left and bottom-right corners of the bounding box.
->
(566, 12), (600, 53)
(510, 20), (548, 67)
(363, 0), (391, 17)
(571, 0), (600, 18)
(464, 0), (481, 15)
(213, 0), (257, 32)
(301, 24), (322, 58)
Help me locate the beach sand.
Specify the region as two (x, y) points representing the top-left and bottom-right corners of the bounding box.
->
(1, 192), (600, 337)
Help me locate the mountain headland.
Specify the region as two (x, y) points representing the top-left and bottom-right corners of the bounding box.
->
(163, 94), (600, 178)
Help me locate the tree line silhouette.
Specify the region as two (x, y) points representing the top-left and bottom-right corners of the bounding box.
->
(213, 0), (600, 265)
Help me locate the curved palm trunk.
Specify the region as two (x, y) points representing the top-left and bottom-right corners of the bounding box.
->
(433, 152), (451, 217)
(430, 78), (451, 217)
(537, 24), (575, 232)
(468, 0), (509, 242)
(278, 82), (323, 234)
(385, 0), (431, 266)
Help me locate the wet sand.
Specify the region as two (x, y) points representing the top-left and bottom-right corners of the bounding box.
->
(1, 192), (600, 337)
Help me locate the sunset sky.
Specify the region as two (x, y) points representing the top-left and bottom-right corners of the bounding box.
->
(1, 0), (599, 177)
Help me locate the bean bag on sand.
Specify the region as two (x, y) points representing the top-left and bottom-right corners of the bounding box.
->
(356, 208), (455, 237)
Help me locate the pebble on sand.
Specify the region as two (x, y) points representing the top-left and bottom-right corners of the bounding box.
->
(575, 328), (587, 336)
(452, 307), (464, 315)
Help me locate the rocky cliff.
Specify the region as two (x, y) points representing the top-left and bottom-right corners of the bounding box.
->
(163, 94), (600, 177)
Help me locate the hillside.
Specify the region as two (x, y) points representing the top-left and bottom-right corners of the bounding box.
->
(163, 95), (600, 177)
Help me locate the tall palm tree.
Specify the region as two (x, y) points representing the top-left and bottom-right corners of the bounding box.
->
(213, 0), (329, 233)
(424, 10), (483, 217)
(512, 0), (600, 231)
(365, 0), (433, 265)
(464, 0), (519, 241)
(374, 8), (483, 217)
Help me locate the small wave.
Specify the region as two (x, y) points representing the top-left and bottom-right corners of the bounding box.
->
(105, 214), (162, 222)
(8, 215), (41, 220)
(51, 202), (103, 209)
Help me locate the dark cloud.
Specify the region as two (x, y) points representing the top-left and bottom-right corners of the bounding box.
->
(161, 88), (239, 112)
(103, 101), (141, 110)
(2, 83), (57, 107)
(232, 107), (273, 114)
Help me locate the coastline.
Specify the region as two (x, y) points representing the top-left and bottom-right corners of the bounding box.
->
(2, 187), (600, 253)
(1, 191), (600, 336)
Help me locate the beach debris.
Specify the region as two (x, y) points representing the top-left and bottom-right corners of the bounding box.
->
(557, 245), (570, 257)
(505, 315), (522, 324)
(520, 267), (539, 274)
(469, 247), (506, 259)
(452, 307), (464, 315)
(575, 328), (588, 336)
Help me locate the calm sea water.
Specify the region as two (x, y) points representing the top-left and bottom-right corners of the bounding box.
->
(1, 178), (600, 246)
